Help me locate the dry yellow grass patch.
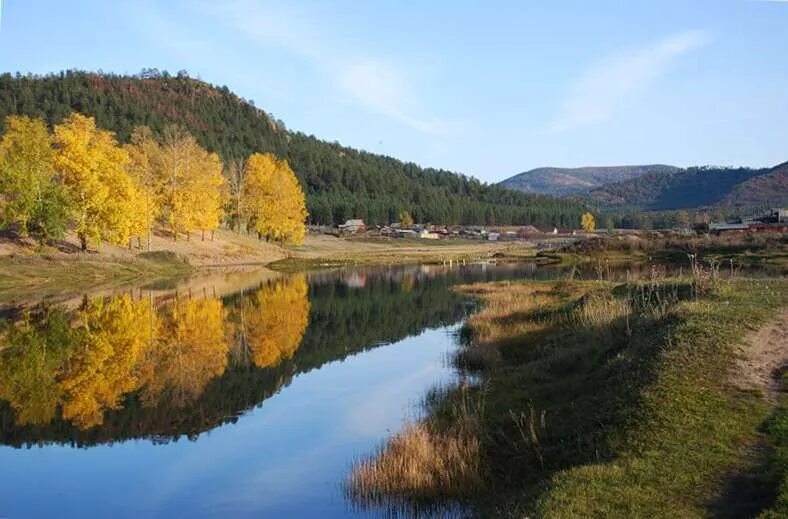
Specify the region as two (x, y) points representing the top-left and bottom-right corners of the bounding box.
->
(347, 404), (484, 506)
(459, 282), (563, 343)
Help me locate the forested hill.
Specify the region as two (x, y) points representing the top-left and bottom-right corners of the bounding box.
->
(716, 162), (788, 209)
(587, 164), (784, 211)
(0, 70), (585, 227)
(500, 165), (680, 197)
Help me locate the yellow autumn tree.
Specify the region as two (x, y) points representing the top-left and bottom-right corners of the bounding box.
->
(0, 309), (75, 426)
(158, 127), (225, 241)
(581, 211), (596, 232)
(53, 113), (140, 250)
(192, 153), (226, 241)
(124, 126), (163, 250)
(399, 210), (414, 227)
(138, 297), (228, 408)
(241, 153), (308, 245)
(224, 159), (245, 232)
(238, 275), (310, 369)
(58, 295), (153, 429)
(0, 116), (68, 240)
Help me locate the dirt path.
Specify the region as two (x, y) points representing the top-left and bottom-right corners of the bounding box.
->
(736, 310), (788, 402)
(711, 311), (788, 518)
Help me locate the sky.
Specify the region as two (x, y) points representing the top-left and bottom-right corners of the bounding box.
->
(1, 0), (787, 182)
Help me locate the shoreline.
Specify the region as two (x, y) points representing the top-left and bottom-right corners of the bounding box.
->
(0, 233), (543, 307)
(347, 275), (788, 517)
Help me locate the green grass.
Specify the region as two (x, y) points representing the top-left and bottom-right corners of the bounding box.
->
(349, 276), (788, 517)
(534, 280), (783, 518)
(760, 371), (788, 518)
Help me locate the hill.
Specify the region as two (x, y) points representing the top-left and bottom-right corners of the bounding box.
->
(499, 165), (680, 196)
(587, 165), (782, 211)
(0, 70), (585, 228)
(716, 162), (788, 209)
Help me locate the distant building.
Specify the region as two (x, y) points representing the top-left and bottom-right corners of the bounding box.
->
(488, 232), (500, 241)
(709, 209), (788, 234)
(338, 219), (366, 234)
(418, 230), (440, 240)
(709, 223), (749, 232)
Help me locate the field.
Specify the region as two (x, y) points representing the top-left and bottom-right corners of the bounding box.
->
(547, 232), (788, 274)
(272, 234), (537, 271)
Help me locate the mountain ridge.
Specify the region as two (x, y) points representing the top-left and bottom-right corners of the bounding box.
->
(502, 162), (787, 213)
(499, 165), (680, 197)
(587, 164), (786, 211)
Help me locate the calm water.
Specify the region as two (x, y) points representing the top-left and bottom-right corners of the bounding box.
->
(0, 262), (547, 518)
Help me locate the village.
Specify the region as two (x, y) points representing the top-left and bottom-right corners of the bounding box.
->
(327, 219), (585, 241)
(317, 208), (788, 243)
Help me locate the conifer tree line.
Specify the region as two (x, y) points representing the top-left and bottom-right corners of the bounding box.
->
(0, 113), (308, 249)
(0, 71), (587, 228)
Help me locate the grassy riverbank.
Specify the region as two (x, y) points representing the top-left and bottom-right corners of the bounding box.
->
(270, 234), (537, 271)
(348, 274), (788, 517)
(0, 231), (539, 304)
(0, 251), (193, 306)
(547, 232), (788, 274)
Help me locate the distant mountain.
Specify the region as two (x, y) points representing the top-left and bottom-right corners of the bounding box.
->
(588, 164), (785, 211)
(499, 165), (680, 197)
(501, 161), (787, 214)
(716, 162), (788, 209)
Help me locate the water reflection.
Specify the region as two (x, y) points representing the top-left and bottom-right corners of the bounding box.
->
(0, 275), (310, 441)
(0, 264), (535, 447)
(0, 259), (766, 448)
(1, 260), (760, 517)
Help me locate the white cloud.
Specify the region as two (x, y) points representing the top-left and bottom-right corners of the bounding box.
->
(549, 30), (711, 133)
(198, 0), (451, 136)
(338, 60), (451, 136)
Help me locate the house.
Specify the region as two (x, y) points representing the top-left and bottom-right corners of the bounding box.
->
(338, 219), (366, 234)
(709, 223), (749, 233)
(418, 229), (440, 240)
(709, 208), (788, 234)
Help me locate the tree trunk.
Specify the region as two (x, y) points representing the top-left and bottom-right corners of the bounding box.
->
(201, 230), (205, 241)
(186, 231), (190, 242)
(79, 233), (87, 252)
(211, 230), (215, 241)
(145, 193), (152, 251)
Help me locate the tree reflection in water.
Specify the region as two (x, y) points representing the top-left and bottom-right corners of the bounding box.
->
(0, 275), (311, 440)
(0, 263), (540, 447)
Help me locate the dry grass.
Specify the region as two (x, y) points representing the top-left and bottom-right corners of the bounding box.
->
(347, 392), (485, 510)
(458, 282), (563, 343)
(570, 293), (631, 329)
(274, 234), (535, 271)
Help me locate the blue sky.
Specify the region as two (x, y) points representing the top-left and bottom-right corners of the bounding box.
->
(1, 0), (787, 182)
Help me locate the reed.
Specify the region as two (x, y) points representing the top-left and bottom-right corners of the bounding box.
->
(346, 393), (484, 506)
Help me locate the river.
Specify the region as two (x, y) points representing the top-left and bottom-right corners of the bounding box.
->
(0, 262), (555, 518)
